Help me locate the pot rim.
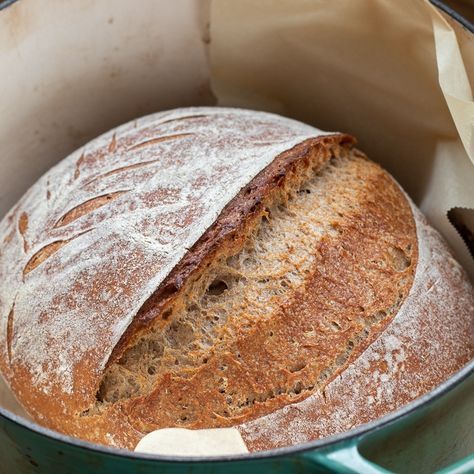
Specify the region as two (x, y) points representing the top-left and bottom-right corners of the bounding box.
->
(431, 0), (474, 32)
(0, 0), (472, 464)
(0, 361), (472, 463)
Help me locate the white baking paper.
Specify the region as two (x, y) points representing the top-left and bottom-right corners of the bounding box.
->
(134, 428), (249, 456)
(210, 0), (474, 279)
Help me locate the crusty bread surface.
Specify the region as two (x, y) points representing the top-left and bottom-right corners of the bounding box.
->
(0, 107), (472, 450)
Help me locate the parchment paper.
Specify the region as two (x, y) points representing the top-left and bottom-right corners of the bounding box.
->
(210, 0), (474, 279)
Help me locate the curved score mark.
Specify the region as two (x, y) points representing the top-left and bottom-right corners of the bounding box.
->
(3, 227), (15, 246)
(18, 212), (28, 253)
(84, 160), (160, 187)
(23, 228), (93, 277)
(159, 115), (207, 125)
(3, 205), (20, 245)
(6, 303), (15, 363)
(54, 191), (128, 228)
(126, 133), (193, 152)
(74, 152), (86, 180)
(108, 133), (117, 153)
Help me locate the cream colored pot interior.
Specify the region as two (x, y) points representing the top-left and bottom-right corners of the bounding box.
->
(0, 0), (473, 422)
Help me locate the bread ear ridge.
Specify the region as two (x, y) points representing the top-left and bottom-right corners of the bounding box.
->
(102, 136), (349, 370)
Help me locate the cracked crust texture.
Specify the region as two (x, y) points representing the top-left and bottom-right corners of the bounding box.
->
(0, 107), (472, 451)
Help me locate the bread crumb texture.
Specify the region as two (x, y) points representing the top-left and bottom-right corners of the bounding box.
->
(96, 151), (414, 435)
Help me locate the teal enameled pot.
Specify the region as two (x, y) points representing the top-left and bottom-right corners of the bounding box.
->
(0, 364), (473, 473)
(0, 0), (473, 472)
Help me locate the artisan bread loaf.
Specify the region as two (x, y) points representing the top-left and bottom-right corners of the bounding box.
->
(0, 107), (472, 451)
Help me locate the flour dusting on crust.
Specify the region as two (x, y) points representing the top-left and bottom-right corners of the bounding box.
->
(0, 108), (330, 408)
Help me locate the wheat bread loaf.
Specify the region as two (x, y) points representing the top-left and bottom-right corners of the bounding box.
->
(0, 107), (472, 450)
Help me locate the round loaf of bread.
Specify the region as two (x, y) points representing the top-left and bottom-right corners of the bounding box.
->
(0, 107), (472, 450)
